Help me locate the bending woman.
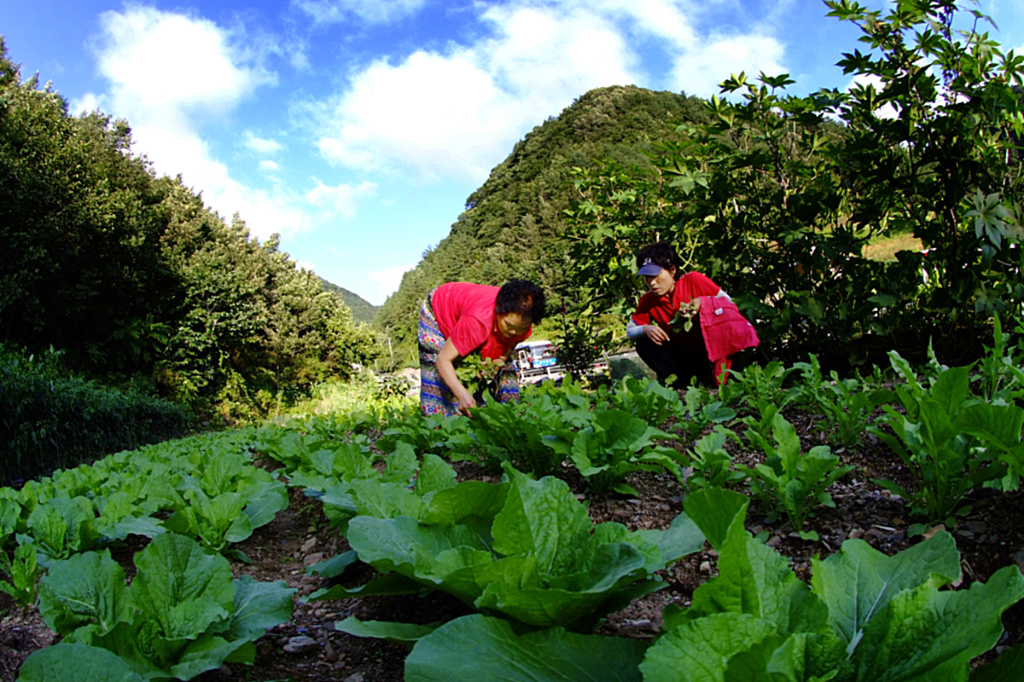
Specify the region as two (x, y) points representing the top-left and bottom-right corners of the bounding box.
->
(418, 280), (546, 417)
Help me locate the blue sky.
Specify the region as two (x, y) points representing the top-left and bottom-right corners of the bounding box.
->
(3, 0), (1023, 305)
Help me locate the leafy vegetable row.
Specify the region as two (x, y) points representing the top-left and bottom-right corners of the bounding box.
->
(246, 414), (1024, 681)
(391, 489), (1024, 682)
(19, 533), (294, 682)
(1, 428), (287, 604)
(308, 346), (1024, 536)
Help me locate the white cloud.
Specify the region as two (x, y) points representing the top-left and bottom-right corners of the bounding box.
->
(368, 263), (417, 303)
(316, 50), (517, 181)
(69, 92), (104, 115)
(311, 0), (794, 182)
(315, 3), (640, 182)
(244, 130), (284, 154)
(670, 33), (787, 97)
(305, 180), (378, 217)
(232, 190), (315, 240)
(480, 5), (638, 102)
(93, 7), (274, 113)
(260, 160), (280, 172)
(84, 6), (310, 241)
(564, 0), (699, 46)
(294, 0), (427, 25)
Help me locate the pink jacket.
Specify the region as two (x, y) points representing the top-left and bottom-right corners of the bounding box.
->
(695, 296), (760, 384)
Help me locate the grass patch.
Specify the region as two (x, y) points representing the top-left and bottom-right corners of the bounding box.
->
(284, 372), (417, 420)
(862, 233), (924, 261)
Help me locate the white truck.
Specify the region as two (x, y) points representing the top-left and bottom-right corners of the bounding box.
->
(514, 340), (563, 383)
(514, 340), (609, 384)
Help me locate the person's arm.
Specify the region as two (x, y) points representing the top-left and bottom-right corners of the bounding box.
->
(690, 290), (728, 315)
(628, 302), (672, 345)
(689, 289), (727, 315)
(628, 317), (671, 345)
(436, 339), (476, 416)
(679, 284), (728, 314)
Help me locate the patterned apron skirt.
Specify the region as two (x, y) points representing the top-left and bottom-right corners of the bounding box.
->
(418, 289), (520, 416)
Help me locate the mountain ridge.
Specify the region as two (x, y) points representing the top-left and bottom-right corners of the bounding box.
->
(321, 278), (379, 325)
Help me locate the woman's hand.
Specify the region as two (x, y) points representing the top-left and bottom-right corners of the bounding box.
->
(643, 324), (670, 345)
(437, 339), (477, 417)
(454, 388), (477, 416)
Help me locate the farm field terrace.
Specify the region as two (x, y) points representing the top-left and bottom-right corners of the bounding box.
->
(3, 345), (1024, 681)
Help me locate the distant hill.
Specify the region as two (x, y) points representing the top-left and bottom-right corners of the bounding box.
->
(321, 279), (379, 324)
(374, 85), (709, 361)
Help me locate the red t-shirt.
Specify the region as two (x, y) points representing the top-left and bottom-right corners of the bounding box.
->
(431, 282), (532, 359)
(631, 271), (721, 348)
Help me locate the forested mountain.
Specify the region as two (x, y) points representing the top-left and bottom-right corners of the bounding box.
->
(0, 39), (377, 418)
(375, 85), (708, 363)
(321, 279), (378, 325)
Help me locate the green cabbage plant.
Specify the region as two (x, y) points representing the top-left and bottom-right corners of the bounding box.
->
(23, 532), (294, 681)
(315, 464), (705, 631)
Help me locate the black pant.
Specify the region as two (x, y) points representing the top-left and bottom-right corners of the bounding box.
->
(635, 335), (714, 388)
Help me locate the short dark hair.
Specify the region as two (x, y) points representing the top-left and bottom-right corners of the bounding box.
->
(637, 242), (681, 276)
(496, 279), (546, 324)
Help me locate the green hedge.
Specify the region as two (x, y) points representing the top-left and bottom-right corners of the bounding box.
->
(0, 347), (190, 486)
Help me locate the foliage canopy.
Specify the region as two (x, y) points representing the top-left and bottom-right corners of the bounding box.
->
(564, 0), (1024, 367)
(0, 38), (378, 420)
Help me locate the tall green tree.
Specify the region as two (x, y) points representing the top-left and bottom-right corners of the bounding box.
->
(0, 40), (173, 372)
(825, 0), (1024, 336)
(1, 39), (378, 417)
(156, 193), (377, 412)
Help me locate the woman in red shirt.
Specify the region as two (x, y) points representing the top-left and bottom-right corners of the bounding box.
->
(627, 242), (731, 388)
(418, 280), (546, 417)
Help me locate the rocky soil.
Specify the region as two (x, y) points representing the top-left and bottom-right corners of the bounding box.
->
(3, 410), (1024, 681)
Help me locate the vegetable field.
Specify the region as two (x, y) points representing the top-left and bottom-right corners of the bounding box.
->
(4, 336), (1024, 681)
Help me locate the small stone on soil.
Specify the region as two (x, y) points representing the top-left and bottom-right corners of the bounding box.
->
(283, 635), (319, 653)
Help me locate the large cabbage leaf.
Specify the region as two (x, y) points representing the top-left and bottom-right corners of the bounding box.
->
(31, 532), (294, 681)
(642, 487), (1024, 682)
(404, 614), (646, 682)
(18, 642), (146, 682)
(339, 465), (705, 630)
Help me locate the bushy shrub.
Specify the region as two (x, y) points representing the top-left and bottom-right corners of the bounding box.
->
(0, 345), (190, 486)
